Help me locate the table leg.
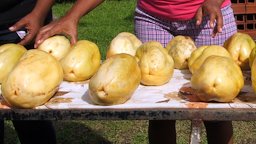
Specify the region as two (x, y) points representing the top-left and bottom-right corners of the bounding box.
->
(190, 120), (203, 144)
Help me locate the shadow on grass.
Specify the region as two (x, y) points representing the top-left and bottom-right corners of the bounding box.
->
(54, 121), (112, 144)
(3, 120), (112, 144)
(4, 121), (20, 144)
(124, 13), (134, 22)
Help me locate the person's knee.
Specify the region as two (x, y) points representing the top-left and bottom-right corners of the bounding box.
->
(204, 121), (233, 144)
(148, 120), (177, 144)
(204, 121), (233, 129)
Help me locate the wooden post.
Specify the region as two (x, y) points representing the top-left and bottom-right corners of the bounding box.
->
(190, 120), (203, 144)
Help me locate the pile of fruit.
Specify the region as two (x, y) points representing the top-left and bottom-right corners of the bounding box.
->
(0, 32), (255, 108)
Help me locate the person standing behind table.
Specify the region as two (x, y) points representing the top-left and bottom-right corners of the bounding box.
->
(0, 0), (56, 144)
(134, 0), (236, 144)
(34, 0), (236, 144)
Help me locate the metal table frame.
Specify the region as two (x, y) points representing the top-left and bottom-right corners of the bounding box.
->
(1, 108), (256, 144)
(1, 108), (256, 121)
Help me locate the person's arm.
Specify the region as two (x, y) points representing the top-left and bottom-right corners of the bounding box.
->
(195, 0), (225, 37)
(9, 0), (55, 45)
(34, 0), (104, 48)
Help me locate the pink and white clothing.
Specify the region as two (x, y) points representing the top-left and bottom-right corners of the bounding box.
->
(134, 0), (237, 47)
(137, 0), (231, 21)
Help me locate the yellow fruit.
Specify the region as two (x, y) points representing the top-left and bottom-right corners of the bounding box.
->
(106, 32), (142, 58)
(191, 56), (244, 102)
(0, 44), (27, 83)
(136, 41), (174, 86)
(224, 32), (255, 70)
(1, 49), (63, 108)
(60, 40), (101, 82)
(249, 46), (256, 68)
(89, 54), (141, 105)
(38, 35), (71, 60)
(251, 56), (256, 93)
(166, 35), (196, 69)
(188, 45), (231, 74)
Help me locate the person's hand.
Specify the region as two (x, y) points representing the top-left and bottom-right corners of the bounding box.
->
(195, 0), (224, 37)
(9, 12), (44, 45)
(34, 16), (78, 48)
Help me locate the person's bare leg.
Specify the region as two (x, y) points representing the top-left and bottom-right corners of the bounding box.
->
(204, 121), (233, 144)
(148, 120), (176, 144)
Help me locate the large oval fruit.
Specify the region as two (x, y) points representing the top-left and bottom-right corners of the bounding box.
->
(89, 54), (141, 105)
(249, 46), (256, 68)
(188, 45), (231, 74)
(60, 40), (101, 82)
(38, 35), (71, 60)
(166, 35), (196, 69)
(1, 49), (63, 108)
(106, 32), (142, 58)
(251, 55), (256, 93)
(0, 43), (27, 83)
(191, 56), (244, 102)
(224, 32), (255, 70)
(136, 41), (174, 86)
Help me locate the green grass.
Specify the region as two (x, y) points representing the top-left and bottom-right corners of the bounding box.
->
(4, 1), (256, 144)
(5, 120), (256, 144)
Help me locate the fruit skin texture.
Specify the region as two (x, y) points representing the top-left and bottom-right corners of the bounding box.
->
(1, 49), (63, 108)
(89, 54), (141, 105)
(136, 41), (174, 86)
(188, 45), (231, 74)
(60, 40), (101, 82)
(166, 35), (196, 69)
(191, 56), (244, 102)
(249, 46), (256, 68)
(224, 32), (255, 70)
(38, 35), (71, 60)
(106, 32), (142, 58)
(0, 44), (27, 83)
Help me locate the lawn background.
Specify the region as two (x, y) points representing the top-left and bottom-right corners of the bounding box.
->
(4, 0), (256, 144)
